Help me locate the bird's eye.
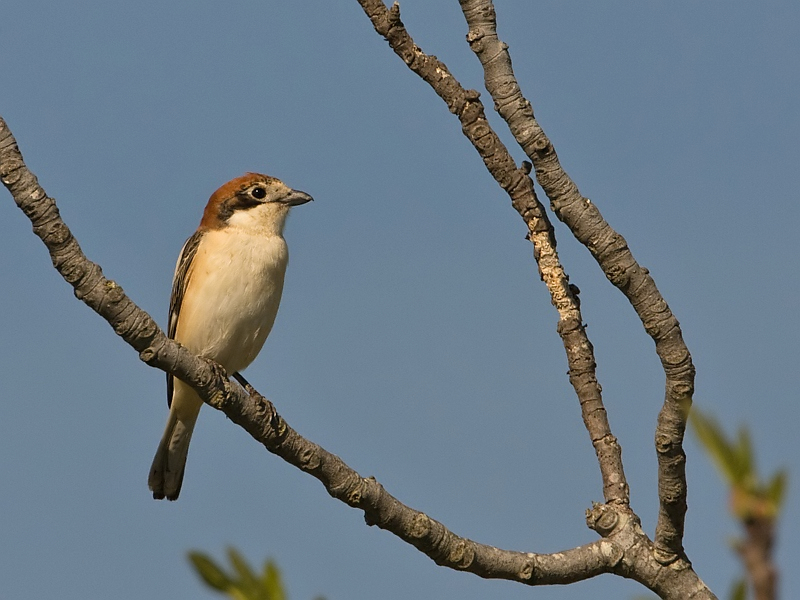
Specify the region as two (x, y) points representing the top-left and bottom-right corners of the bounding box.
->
(251, 187), (267, 199)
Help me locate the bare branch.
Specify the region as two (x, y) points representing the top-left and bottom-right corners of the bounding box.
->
(0, 120), (221, 402)
(458, 0), (695, 563)
(352, 2), (719, 596)
(229, 374), (619, 586)
(0, 114), (618, 588)
(355, 0), (630, 509)
(737, 518), (778, 600)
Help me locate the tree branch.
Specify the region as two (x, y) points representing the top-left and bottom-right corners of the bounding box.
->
(355, 0), (630, 511)
(457, 0), (695, 564)
(352, 2), (718, 597)
(0, 114), (620, 588)
(737, 517), (778, 600)
(228, 374), (619, 586)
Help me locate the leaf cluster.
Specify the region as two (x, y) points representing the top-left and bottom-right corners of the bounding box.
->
(187, 548), (289, 600)
(690, 407), (787, 521)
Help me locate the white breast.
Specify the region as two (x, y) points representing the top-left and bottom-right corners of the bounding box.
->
(174, 227), (289, 373)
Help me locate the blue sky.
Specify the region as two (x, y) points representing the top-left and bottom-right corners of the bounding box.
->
(1, 2), (797, 599)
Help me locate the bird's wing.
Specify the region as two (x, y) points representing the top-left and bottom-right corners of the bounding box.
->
(166, 229), (204, 407)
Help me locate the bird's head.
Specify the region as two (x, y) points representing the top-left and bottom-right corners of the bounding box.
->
(200, 172), (313, 235)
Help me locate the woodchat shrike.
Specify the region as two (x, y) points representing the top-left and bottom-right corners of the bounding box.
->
(148, 172), (312, 500)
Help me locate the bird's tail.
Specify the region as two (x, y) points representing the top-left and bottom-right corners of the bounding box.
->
(148, 409), (197, 501)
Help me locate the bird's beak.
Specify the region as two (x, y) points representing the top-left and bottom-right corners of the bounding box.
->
(280, 189), (314, 206)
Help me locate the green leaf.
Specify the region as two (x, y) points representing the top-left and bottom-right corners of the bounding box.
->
(261, 559), (287, 600)
(230, 589), (254, 600)
(187, 551), (233, 592)
(729, 577), (747, 600)
(230, 588), (261, 600)
(765, 469), (788, 513)
(733, 426), (754, 487)
(690, 407), (741, 484)
(227, 547), (260, 596)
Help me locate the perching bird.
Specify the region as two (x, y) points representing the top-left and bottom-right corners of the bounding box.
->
(148, 173), (312, 500)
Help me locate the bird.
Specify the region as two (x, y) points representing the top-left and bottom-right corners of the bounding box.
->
(148, 172), (312, 500)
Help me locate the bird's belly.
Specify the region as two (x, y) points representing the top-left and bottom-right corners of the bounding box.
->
(174, 231), (288, 373)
